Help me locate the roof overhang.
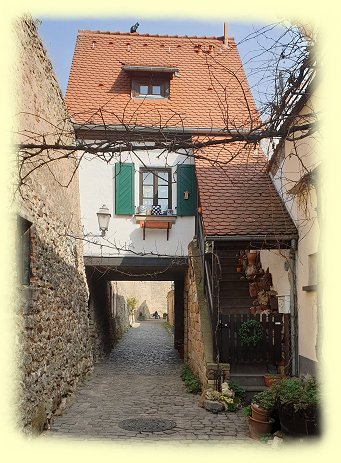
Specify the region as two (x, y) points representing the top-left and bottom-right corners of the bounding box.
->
(204, 234), (298, 250)
(206, 234), (298, 240)
(73, 122), (252, 137)
(122, 65), (179, 74)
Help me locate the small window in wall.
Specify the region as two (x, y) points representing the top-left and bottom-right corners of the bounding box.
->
(303, 253), (318, 291)
(132, 76), (170, 99)
(140, 168), (172, 211)
(308, 253), (318, 286)
(18, 216), (32, 286)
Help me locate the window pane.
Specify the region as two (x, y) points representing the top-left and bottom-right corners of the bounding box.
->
(139, 85), (149, 95)
(157, 172), (168, 185)
(143, 172), (153, 184)
(158, 198), (168, 211)
(158, 185), (168, 198)
(143, 198), (153, 208)
(143, 185), (153, 198)
(152, 85), (161, 95)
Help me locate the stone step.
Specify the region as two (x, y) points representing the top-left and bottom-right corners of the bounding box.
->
(217, 250), (241, 257)
(230, 374), (265, 387)
(229, 377), (267, 403)
(219, 287), (251, 298)
(243, 385), (267, 392)
(220, 273), (248, 282)
(243, 387), (268, 403)
(220, 307), (251, 314)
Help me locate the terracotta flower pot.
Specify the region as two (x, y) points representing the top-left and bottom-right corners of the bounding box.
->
(248, 416), (274, 439)
(249, 282), (259, 297)
(263, 374), (283, 387)
(278, 404), (320, 436)
(251, 403), (271, 421)
(246, 251), (257, 265)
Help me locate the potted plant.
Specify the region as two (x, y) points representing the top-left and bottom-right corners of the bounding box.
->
(246, 250), (257, 265)
(248, 415), (275, 440)
(251, 388), (276, 421)
(263, 374), (284, 387)
(275, 376), (320, 436)
(246, 388), (277, 439)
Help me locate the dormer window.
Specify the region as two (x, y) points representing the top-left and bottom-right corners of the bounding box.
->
(132, 77), (170, 98)
(122, 65), (179, 100)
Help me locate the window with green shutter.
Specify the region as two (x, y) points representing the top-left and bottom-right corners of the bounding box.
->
(114, 162), (135, 215)
(176, 164), (197, 216)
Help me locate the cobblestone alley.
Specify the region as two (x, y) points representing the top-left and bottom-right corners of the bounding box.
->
(42, 320), (257, 445)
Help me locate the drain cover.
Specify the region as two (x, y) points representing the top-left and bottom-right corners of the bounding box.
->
(118, 418), (176, 433)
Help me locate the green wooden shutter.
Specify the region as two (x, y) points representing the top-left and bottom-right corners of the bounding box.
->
(177, 164), (197, 216)
(114, 162), (135, 215)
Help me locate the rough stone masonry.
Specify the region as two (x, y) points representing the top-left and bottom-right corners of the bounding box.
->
(14, 16), (94, 434)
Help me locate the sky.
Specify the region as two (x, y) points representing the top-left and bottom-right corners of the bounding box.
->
(37, 17), (287, 111)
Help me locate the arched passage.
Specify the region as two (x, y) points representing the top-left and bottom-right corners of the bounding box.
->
(85, 256), (188, 361)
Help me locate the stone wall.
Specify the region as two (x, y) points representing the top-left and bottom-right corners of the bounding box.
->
(86, 275), (113, 361)
(110, 282), (130, 341)
(112, 281), (172, 319)
(14, 17), (93, 433)
(184, 244), (229, 388)
(167, 288), (174, 326)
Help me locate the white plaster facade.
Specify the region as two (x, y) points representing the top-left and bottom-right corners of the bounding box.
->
(260, 249), (291, 301)
(269, 89), (320, 370)
(79, 148), (195, 257)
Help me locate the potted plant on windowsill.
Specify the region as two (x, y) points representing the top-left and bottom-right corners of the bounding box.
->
(275, 376), (320, 437)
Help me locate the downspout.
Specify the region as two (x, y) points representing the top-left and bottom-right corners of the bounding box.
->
(289, 238), (299, 376)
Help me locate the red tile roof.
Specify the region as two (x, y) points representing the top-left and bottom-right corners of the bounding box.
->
(65, 29), (295, 239)
(65, 30), (260, 129)
(195, 141), (297, 237)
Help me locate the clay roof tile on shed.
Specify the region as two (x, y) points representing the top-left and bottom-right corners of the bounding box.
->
(195, 140), (297, 238)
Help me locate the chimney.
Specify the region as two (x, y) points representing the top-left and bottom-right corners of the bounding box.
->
(223, 22), (229, 48)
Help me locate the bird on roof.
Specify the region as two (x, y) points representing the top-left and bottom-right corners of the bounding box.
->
(130, 22), (139, 33)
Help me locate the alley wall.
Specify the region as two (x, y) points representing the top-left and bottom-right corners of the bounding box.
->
(112, 281), (172, 320)
(15, 17), (93, 433)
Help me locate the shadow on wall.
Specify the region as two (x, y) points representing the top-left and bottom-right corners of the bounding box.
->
(137, 300), (151, 320)
(87, 277), (131, 361)
(114, 294), (130, 340)
(19, 233), (92, 434)
(87, 275), (114, 360)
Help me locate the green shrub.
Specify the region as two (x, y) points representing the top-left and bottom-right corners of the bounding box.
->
(181, 365), (201, 394)
(228, 380), (246, 401)
(275, 376), (319, 411)
(252, 388), (277, 410)
(242, 405), (252, 417)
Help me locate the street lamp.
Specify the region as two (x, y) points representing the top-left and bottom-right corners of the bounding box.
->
(96, 204), (111, 237)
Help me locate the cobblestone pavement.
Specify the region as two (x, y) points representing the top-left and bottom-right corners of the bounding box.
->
(42, 320), (259, 446)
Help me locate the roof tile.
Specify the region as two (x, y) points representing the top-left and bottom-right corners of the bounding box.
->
(66, 30), (260, 129)
(195, 141), (297, 237)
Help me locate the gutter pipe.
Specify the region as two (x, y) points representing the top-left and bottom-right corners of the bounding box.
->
(205, 234), (298, 242)
(289, 238), (299, 376)
(73, 123), (254, 137)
